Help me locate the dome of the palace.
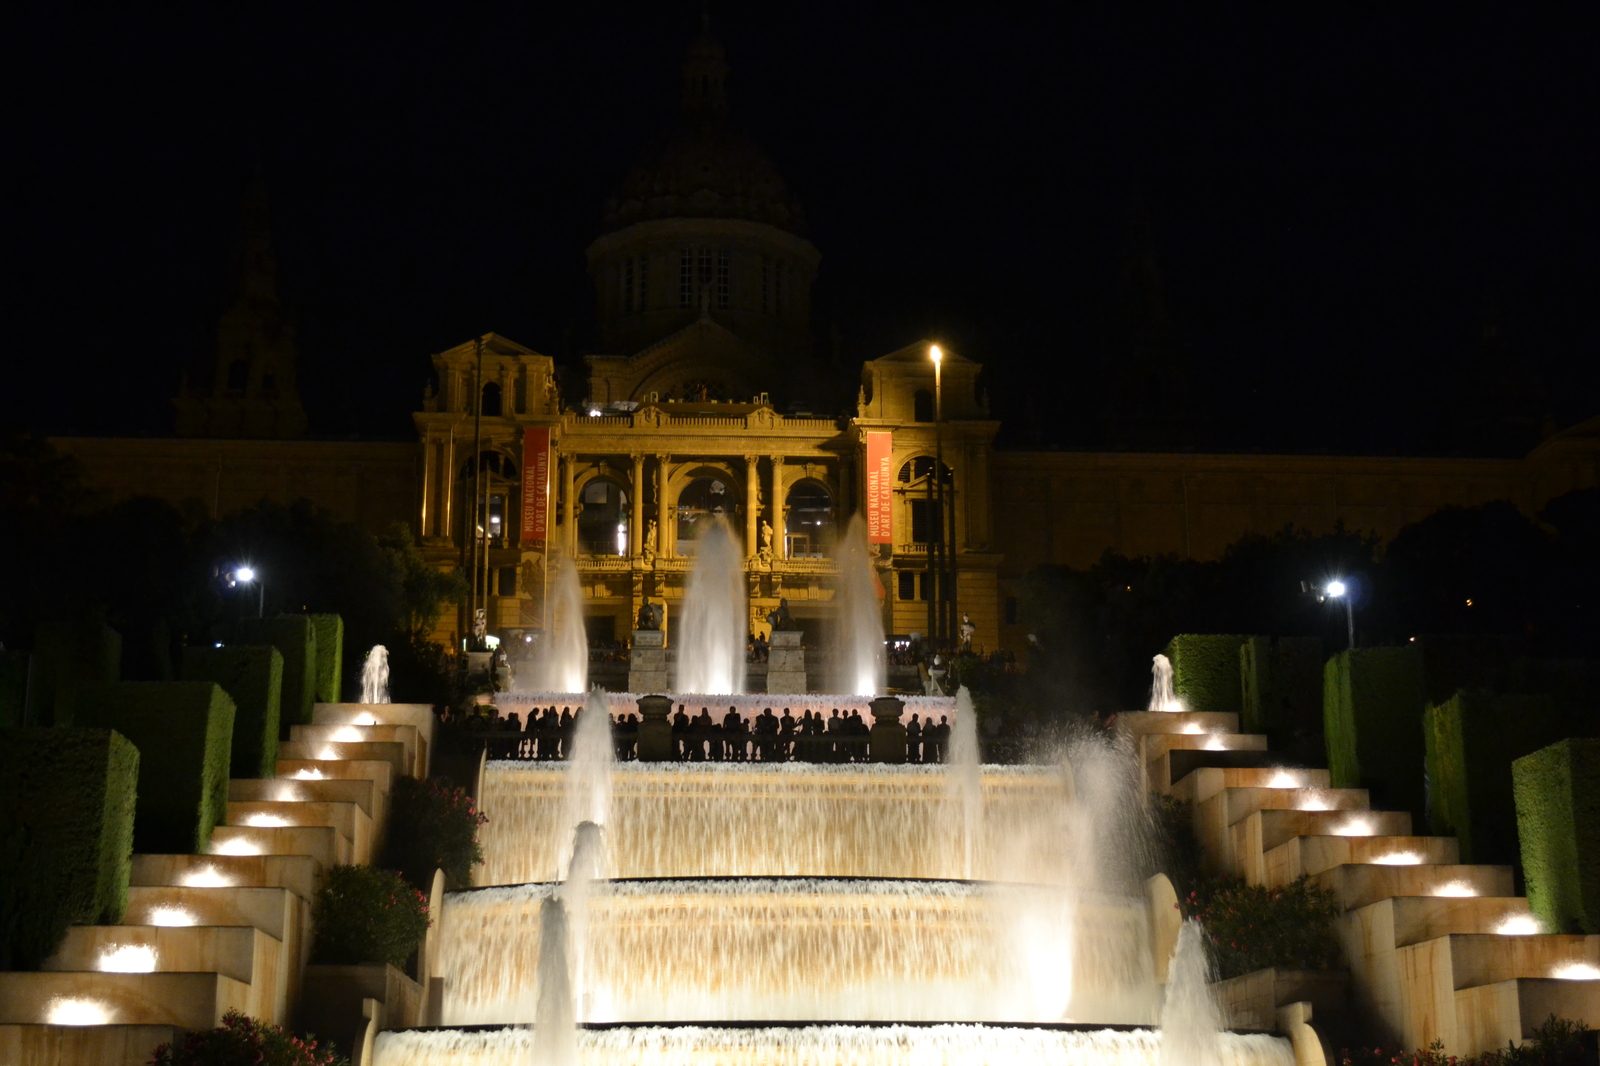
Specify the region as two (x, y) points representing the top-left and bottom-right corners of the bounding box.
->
(600, 29), (804, 235)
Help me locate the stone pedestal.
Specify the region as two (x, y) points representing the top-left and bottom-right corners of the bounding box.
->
(628, 630), (668, 694)
(636, 694), (675, 762)
(766, 630), (807, 693)
(868, 695), (908, 764)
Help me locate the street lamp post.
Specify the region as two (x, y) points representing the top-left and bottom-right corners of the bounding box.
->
(233, 566), (264, 619)
(1325, 579), (1354, 650)
(929, 343), (956, 648)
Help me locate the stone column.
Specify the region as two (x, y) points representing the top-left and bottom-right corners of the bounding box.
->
(868, 695), (908, 763)
(768, 455), (784, 560)
(635, 693), (674, 761)
(744, 455), (759, 558)
(630, 453), (645, 556)
(655, 454), (671, 557)
(561, 452), (577, 556)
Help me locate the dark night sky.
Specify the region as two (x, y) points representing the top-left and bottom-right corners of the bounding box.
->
(7, 4), (1596, 455)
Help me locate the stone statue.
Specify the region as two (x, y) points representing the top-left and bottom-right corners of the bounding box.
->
(958, 612), (976, 653)
(757, 519), (775, 564)
(471, 608), (488, 648)
(636, 598), (663, 631)
(642, 518), (658, 564)
(924, 653), (946, 697)
(766, 597), (796, 632)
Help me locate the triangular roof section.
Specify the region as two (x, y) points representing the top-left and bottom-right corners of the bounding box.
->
(873, 339), (979, 367)
(437, 332), (545, 362)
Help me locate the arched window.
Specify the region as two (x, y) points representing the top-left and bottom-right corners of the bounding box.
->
(481, 382), (503, 417)
(913, 389), (934, 422)
(457, 451), (519, 548)
(676, 475), (738, 553)
(578, 478), (629, 556)
(785, 481), (834, 558)
(227, 359), (249, 391)
(897, 457), (952, 484)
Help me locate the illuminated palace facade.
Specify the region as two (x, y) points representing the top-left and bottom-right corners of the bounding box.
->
(51, 27), (1600, 659)
(414, 30), (997, 649)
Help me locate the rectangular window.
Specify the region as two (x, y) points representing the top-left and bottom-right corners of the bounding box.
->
(775, 260), (786, 314)
(636, 255), (648, 311)
(621, 258), (635, 315)
(909, 499), (942, 544)
(680, 248), (694, 308)
(698, 247), (712, 292)
(497, 566), (518, 597)
(898, 571), (915, 601)
(920, 572), (931, 601)
(716, 251), (730, 308)
(1004, 596), (1018, 626)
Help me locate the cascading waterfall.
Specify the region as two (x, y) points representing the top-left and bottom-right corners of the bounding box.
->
(521, 557), (589, 694)
(947, 686), (983, 879)
(828, 515), (886, 696)
(675, 520), (747, 695)
(533, 896), (577, 1066)
(1147, 653), (1180, 713)
(1159, 919), (1224, 1066)
(361, 645), (390, 704)
(558, 689), (615, 871)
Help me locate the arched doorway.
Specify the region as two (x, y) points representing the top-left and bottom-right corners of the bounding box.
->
(785, 480), (834, 558)
(578, 477), (629, 556)
(676, 474), (740, 554)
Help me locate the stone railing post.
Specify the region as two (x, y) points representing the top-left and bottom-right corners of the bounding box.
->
(636, 694), (674, 762)
(868, 695), (907, 764)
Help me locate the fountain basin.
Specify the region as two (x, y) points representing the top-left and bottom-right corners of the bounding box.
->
(373, 1022), (1297, 1065)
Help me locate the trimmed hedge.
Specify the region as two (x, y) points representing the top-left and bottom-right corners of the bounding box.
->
(1424, 689), (1588, 864)
(1323, 646), (1427, 818)
(75, 682), (235, 854)
(1162, 634), (1251, 717)
(1513, 738), (1600, 934)
(27, 617), (121, 726)
(0, 728), (139, 969)
(182, 645), (284, 779)
(310, 614), (344, 704)
(241, 615), (318, 730)
(1240, 635), (1323, 736)
(0, 651), (28, 728)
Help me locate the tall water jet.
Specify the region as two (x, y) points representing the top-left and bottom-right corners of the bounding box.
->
(559, 689), (614, 873)
(829, 515), (886, 696)
(1148, 653), (1181, 713)
(533, 896), (577, 1066)
(562, 821), (606, 1023)
(947, 686), (982, 879)
(521, 556), (588, 694)
(361, 645), (390, 704)
(676, 520), (747, 695)
(1159, 919), (1223, 1066)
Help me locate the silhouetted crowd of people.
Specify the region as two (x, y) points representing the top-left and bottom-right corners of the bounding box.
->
(459, 702), (958, 763)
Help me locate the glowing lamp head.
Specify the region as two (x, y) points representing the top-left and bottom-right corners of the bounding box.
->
(929, 343), (942, 364)
(1325, 579), (1347, 598)
(233, 566), (256, 583)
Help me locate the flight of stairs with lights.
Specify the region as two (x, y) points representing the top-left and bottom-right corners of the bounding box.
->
(1122, 708), (1600, 1057)
(0, 703), (433, 1066)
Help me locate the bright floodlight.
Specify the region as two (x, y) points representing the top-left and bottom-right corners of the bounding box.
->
(1325, 580), (1347, 598)
(234, 566), (256, 583)
(929, 343), (942, 363)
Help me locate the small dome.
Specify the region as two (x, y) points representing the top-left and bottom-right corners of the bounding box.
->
(599, 28), (805, 235)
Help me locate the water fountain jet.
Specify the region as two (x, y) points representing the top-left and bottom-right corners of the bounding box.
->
(520, 557), (589, 694)
(361, 645), (390, 704)
(676, 520), (747, 695)
(829, 515), (886, 696)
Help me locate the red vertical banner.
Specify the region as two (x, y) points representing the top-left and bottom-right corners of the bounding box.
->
(865, 431), (893, 544)
(521, 427), (550, 544)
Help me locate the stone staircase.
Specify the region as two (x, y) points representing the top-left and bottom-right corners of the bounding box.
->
(1123, 709), (1600, 1057)
(0, 702), (429, 1066)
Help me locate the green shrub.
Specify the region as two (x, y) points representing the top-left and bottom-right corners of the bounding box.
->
(309, 614), (344, 704)
(380, 777), (487, 890)
(1340, 1014), (1593, 1065)
(1514, 738), (1600, 934)
(1183, 876), (1341, 980)
(75, 681), (235, 854)
(0, 728), (138, 969)
(1425, 689), (1589, 865)
(311, 865), (430, 968)
(150, 1009), (349, 1066)
(1240, 635), (1323, 737)
(1162, 634), (1250, 717)
(1323, 646), (1427, 818)
(1149, 794), (1202, 900)
(182, 646), (283, 779)
(27, 615), (121, 726)
(240, 615), (317, 729)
